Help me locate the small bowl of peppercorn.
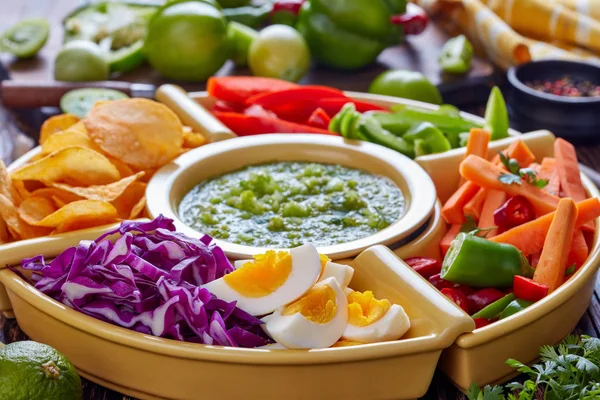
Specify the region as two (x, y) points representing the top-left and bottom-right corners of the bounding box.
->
(507, 59), (600, 142)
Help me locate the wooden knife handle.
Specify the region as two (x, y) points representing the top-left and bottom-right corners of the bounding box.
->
(0, 81), (134, 109)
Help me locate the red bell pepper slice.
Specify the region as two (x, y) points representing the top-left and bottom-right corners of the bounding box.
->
(212, 111), (338, 136)
(207, 76), (297, 104)
(307, 107), (331, 129)
(244, 104), (278, 119)
(428, 273), (454, 290)
(473, 317), (492, 329)
(404, 257), (441, 279)
(513, 275), (549, 302)
(271, 0), (305, 16)
(246, 86), (346, 107)
(494, 195), (535, 233)
(317, 97), (388, 115)
(441, 288), (470, 313)
(212, 100), (239, 113)
(467, 288), (506, 314)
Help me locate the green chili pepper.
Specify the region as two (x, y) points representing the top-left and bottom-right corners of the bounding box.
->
(499, 299), (534, 320)
(226, 21), (257, 67)
(329, 103), (355, 133)
(471, 293), (516, 319)
(403, 122), (452, 155)
(358, 115), (415, 157)
(436, 104), (461, 118)
(439, 34), (473, 74)
(441, 233), (533, 287)
(222, 3), (272, 29)
(484, 86), (509, 140)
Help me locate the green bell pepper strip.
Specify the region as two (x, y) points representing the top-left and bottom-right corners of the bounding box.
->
(439, 34), (473, 74)
(373, 106), (481, 137)
(441, 233), (533, 288)
(484, 86), (510, 140)
(226, 21), (257, 67)
(403, 122), (452, 155)
(458, 131), (470, 147)
(471, 293), (516, 319)
(499, 298), (534, 319)
(358, 115), (414, 157)
(296, 0), (403, 70)
(436, 104), (461, 118)
(329, 103), (355, 133)
(222, 3), (272, 29)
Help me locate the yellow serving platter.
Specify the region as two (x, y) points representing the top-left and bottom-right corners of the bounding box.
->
(0, 90), (597, 399)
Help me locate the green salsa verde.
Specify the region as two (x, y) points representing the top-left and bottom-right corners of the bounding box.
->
(178, 162), (404, 248)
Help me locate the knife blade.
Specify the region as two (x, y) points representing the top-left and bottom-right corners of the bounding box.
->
(0, 80), (157, 109)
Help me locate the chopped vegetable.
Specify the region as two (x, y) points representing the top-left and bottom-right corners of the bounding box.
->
(477, 189), (506, 237)
(403, 122), (452, 156)
(468, 288), (506, 314)
(491, 198), (600, 256)
(213, 111), (337, 135)
(538, 157), (560, 196)
(441, 288), (470, 313)
(471, 293), (515, 319)
(207, 76), (297, 104)
(440, 224), (461, 255)
(441, 181), (480, 224)
(513, 275), (548, 303)
(317, 98), (388, 115)
(463, 188), (487, 220)
(246, 86), (345, 107)
(499, 298), (533, 319)
(439, 34), (473, 74)
(460, 155), (560, 216)
(383, 104), (481, 136)
(568, 229), (589, 268)
(442, 232), (532, 287)
(483, 86), (509, 140)
(473, 317), (492, 329)
(19, 216), (270, 347)
(533, 198), (578, 293)
(307, 107), (331, 129)
(404, 257), (441, 278)
(493, 195), (535, 233)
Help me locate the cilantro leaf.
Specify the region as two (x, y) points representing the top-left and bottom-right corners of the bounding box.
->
(499, 152), (521, 174)
(519, 168), (549, 189)
(460, 215), (478, 233)
(565, 264), (576, 276)
(499, 173), (521, 185)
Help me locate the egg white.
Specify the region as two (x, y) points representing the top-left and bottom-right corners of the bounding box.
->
(342, 304), (410, 343)
(319, 261), (354, 287)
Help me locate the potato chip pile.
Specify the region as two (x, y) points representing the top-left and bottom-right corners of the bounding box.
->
(0, 98), (206, 243)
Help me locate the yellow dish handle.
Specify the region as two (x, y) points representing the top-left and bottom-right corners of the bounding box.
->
(155, 84), (237, 143)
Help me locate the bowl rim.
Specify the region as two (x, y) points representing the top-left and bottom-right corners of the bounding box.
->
(507, 60), (600, 104)
(146, 134), (437, 260)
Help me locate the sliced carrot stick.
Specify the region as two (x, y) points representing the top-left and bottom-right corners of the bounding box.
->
(567, 229), (589, 268)
(530, 251), (541, 268)
(491, 139), (536, 167)
(460, 155), (560, 216)
(477, 189), (506, 238)
(440, 224), (461, 255)
(533, 198), (578, 293)
(460, 128), (491, 186)
(539, 157), (560, 196)
(441, 181), (480, 224)
(463, 188), (488, 220)
(555, 138), (586, 201)
(491, 198), (600, 256)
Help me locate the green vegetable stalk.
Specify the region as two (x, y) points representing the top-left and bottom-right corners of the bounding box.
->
(441, 233), (533, 287)
(471, 293), (515, 319)
(403, 122), (452, 156)
(484, 86), (509, 140)
(498, 298), (533, 320)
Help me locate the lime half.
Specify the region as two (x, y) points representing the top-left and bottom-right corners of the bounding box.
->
(368, 70), (443, 105)
(60, 88), (129, 118)
(54, 40), (109, 82)
(0, 18), (49, 58)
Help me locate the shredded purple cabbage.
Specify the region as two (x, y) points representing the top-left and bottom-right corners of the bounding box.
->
(19, 215), (271, 348)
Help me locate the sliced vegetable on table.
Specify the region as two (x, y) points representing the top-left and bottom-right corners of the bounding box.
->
(439, 34), (473, 74)
(0, 18), (49, 58)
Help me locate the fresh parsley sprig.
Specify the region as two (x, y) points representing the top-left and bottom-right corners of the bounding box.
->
(498, 153), (548, 189)
(460, 215), (497, 238)
(466, 335), (600, 400)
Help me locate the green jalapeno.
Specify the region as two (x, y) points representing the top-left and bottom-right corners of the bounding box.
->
(403, 122), (452, 155)
(471, 293), (516, 319)
(484, 86), (509, 140)
(499, 299), (534, 320)
(439, 34), (473, 74)
(441, 233), (533, 287)
(358, 115), (414, 157)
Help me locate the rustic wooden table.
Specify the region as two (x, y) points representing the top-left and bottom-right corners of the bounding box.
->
(1, 1), (600, 400)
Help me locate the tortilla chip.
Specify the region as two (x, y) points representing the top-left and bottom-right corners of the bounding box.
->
(39, 114), (80, 144)
(183, 130), (207, 149)
(30, 200), (119, 229)
(107, 156), (135, 178)
(0, 194), (52, 239)
(18, 197), (58, 225)
(53, 216), (120, 234)
(29, 188), (83, 208)
(111, 181), (146, 219)
(50, 171), (145, 202)
(41, 128), (97, 155)
(84, 98), (183, 170)
(0, 160), (21, 205)
(11, 147), (120, 186)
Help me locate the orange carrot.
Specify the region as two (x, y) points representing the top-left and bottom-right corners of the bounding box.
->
(477, 189), (506, 237)
(461, 129), (491, 185)
(491, 198), (600, 256)
(567, 229), (589, 268)
(533, 198), (578, 293)
(491, 139), (536, 167)
(441, 181), (480, 224)
(554, 138), (586, 201)
(531, 251), (541, 268)
(440, 224), (461, 255)
(460, 155), (560, 216)
(463, 188), (488, 220)
(539, 157), (560, 196)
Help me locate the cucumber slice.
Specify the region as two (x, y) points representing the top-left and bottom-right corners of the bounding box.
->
(60, 88), (129, 118)
(0, 18), (49, 58)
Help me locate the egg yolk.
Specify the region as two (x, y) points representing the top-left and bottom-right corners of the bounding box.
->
(224, 251), (292, 297)
(282, 285), (337, 324)
(347, 290), (391, 327)
(318, 254), (331, 276)
(331, 340), (364, 348)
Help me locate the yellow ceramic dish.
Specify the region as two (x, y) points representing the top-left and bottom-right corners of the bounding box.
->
(146, 134), (437, 260)
(0, 243), (473, 400)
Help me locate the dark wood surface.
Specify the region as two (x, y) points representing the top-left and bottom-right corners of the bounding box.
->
(1, 1), (600, 400)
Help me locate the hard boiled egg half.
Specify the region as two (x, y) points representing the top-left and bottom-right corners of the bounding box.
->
(203, 244), (322, 316)
(264, 277), (348, 349)
(318, 255), (354, 287)
(342, 290), (410, 343)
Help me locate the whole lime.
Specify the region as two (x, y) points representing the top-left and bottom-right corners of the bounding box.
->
(54, 40), (109, 82)
(368, 70), (443, 105)
(144, 1), (229, 81)
(0, 341), (82, 400)
(249, 25), (310, 82)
